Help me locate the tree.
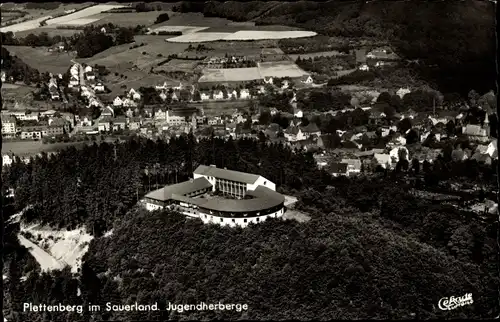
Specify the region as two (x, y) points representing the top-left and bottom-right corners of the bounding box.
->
(258, 111), (271, 125)
(397, 118), (412, 134)
(377, 91), (391, 104)
(155, 13), (170, 24)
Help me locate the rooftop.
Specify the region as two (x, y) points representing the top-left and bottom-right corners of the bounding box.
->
(145, 177), (212, 201)
(194, 164), (262, 184)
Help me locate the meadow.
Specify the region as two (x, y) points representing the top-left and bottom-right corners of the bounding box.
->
(198, 67), (262, 83)
(1, 140), (86, 156)
(14, 27), (82, 38)
(86, 11), (173, 27)
(258, 61), (309, 78)
(4, 45), (76, 74)
(45, 4), (125, 26)
(154, 59), (200, 73)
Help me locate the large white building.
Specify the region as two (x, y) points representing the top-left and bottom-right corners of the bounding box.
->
(143, 165), (285, 228)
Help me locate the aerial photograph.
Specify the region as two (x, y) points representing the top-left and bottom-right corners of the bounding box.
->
(0, 0), (498, 321)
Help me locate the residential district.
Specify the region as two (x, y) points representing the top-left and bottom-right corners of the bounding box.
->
(1, 57), (497, 180)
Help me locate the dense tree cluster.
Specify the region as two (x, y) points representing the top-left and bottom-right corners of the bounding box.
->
(154, 13), (170, 24)
(2, 134), (497, 320)
(1, 47), (41, 85)
(24, 2), (59, 10)
(296, 55), (355, 76)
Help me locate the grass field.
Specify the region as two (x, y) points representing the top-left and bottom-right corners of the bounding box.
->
(148, 25), (209, 34)
(198, 67), (262, 82)
(45, 4), (126, 26)
(0, 3), (92, 32)
(1, 141), (86, 156)
(150, 12), (231, 29)
(258, 61), (309, 78)
(85, 11), (173, 27)
(188, 100), (252, 116)
(202, 25), (302, 33)
(15, 27), (82, 38)
(167, 32), (232, 43)
(155, 59), (200, 73)
(288, 50), (347, 61)
(79, 35), (189, 68)
(4, 45), (75, 74)
(1, 84), (36, 103)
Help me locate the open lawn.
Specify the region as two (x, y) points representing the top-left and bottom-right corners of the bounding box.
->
(2, 140), (86, 156)
(4, 45), (75, 74)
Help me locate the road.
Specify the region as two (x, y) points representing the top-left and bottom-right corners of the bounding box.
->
(18, 234), (65, 272)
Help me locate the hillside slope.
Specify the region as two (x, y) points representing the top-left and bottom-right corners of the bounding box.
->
(199, 0), (496, 95)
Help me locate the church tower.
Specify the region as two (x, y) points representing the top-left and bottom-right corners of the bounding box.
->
(483, 113), (490, 137)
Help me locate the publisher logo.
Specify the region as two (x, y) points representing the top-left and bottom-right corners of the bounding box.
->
(438, 293), (473, 311)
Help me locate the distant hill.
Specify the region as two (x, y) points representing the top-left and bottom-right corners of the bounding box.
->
(179, 0), (496, 95)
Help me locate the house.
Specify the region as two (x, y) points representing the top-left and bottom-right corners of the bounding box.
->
(329, 162), (349, 177)
(396, 87), (411, 99)
(213, 90), (224, 100)
(301, 75), (313, 84)
(113, 117), (127, 131)
(263, 77), (274, 84)
(1, 116), (17, 136)
(373, 153), (392, 169)
(281, 80), (290, 89)
(113, 96), (123, 107)
(168, 112), (186, 126)
(341, 158), (362, 175)
(128, 117), (142, 130)
(88, 97), (101, 108)
(78, 116), (93, 127)
(369, 111), (386, 125)
(122, 98), (137, 108)
(94, 82), (105, 92)
(462, 114), (490, 142)
(47, 118), (66, 136)
(284, 126), (306, 142)
(125, 107), (135, 118)
(84, 65), (93, 73)
(173, 82), (183, 91)
(128, 88), (141, 101)
(156, 82), (169, 91)
(69, 76), (79, 87)
(20, 126), (47, 140)
(486, 139), (498, 159)
(48, 117), (70, 134)
(300, 122), (321, 138)
(200, 92), (211, 101)
(240, 89), (250, 99)
(98, 118), (112, 132)
(293, 108), (303, 118)
(49, 87), (60, 100)
(159, 92), (167, 101)
(171, 92), (179, 101)
(389, 146), (409, 164)
(101, 106), (114, 118)
(358, 64), (369, 71)
(155, 108), (168, 121)
(85, 72), (96, 80)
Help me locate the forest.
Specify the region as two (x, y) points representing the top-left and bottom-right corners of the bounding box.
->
(2, 136), (497, 321)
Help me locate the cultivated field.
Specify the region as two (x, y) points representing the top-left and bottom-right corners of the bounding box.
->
(45, 4), (126, 26)
(148, 25), (209, 34)
(15, 27), (82, 38)
(203, 24), (303, 33)
(198, 67), (262, 83)
(167, 30), (317, 43)
(103, 67), (174, 98)
(155, 59), (200, 73)
(167, 32), (233, 43)
(0, 16), (53, 33)
(4, 45), (76, 74)
(258, 61), (309, 78)
(288, 50), (347, 61)
(224, 30), (317, 41)
(86, 11), (173, 27)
